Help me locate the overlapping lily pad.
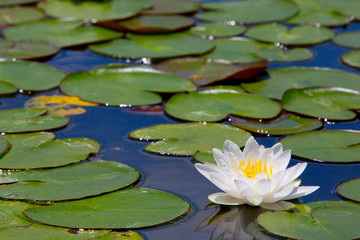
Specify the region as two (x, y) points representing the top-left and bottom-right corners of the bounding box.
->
(92, 231), (143, 240)
(38, 0), (151, 22)
(165, 89), (281, 122)
(257, 47), (313, 62)
(25, 187), (190, 229)
(60, 65), (196, 106)
(0, 0), (39, 6)
(190, 23), (246, 38)
(241, 67), (360, 100)
(0, 161), (140, 201)
(0, 135), (8, 156)
(341, 50), (360, 68)
(333, 31), (360, 49)
(245, 23), (334, 46)
(282, 87), (360, 120)
(193, 151), (215, 164)
(230, 113), (323, 135)
(0, 7), (45, 25)
(89, 32), (214, 59)
(0, 200), (37, 228)
(155, 57), (267, 86)
(0, 132), (100, 169)
(336, 178), (360, 202)
(130, 122), (251, 155)
(196, 0), (298, 24)
(141, 0), (200, 15)
(280, 130), (360, 163)
(3, 19), (122, 48)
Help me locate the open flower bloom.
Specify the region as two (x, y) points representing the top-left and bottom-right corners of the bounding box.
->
(195, 137), (319, 210)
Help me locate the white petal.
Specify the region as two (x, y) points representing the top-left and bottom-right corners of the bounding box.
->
(195, 162), (222, 182)
(208, 192), (245, 205)
(264, 184), (295, 203)
(268, 171), (283, 192)
(278, 163), (307, 189)
(271, 142), (283, 156)
(243, 137), (260, 159)
(254, 172), (268, 181)
(210, 173), (234, 193)
(212, 148), (227, 167)
(234, 179), (251, 194)
(242, 188), (264, 206)
(254, 179), (271, 196)
(258, 148), (273, 163)
(281, 186), (320, 200)
(260, 201), (295, 211)
(273, 149), (291, 172)
(227, 140), (243, 160)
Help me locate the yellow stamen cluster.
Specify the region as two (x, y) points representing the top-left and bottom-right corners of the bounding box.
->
(239, 159), (273, 179)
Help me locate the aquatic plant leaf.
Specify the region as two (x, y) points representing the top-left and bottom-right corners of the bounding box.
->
(282, 87), (360, 120)
(130, 122), (251, 155)
(280, 130), (360, 163)
(193, 151), (215, 164)
(256, 47), (313, 62)
(0, 7), (44, 25)
(0, 61), (65, 92)
(156, 57), (267, 86)
(241, 67), (360, 100)
(0, 200), (38, 228)
(336, 178), (360, 202)
(91, 231), (143, 240)
(141, 0), (200, 15)
(189, 23), (246, 38)
(3, 19), (122, 48)
(165, 90), (281, 122)
(0, 82), (16, 95)
(0, 161), (140, 201)
(245, 23), (334, 46)
(89, 32), (214, 59)
(0, 132), (100, 169)
(0, 136), (8, 157)
(231, 113), (323, 135)
(60, 65), (196, 106)
(25, 187), (190, 229)
(0, 0), (39, 6)
(333, 31), (360, 49)
(341, 50), (360, 68)
(196, 0), (298, 24)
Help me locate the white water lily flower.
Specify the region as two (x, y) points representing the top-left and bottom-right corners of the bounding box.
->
(195, 136), (319, 210)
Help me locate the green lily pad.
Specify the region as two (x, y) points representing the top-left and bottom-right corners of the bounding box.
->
(164, 89), (281, 122)
(38, 0), (151, 22)
(0, 81), (17, 94)
(130, 122), (251, 156)
(89, 32), (214, 59)
(241, 67), (360, 100)
(0, 132), (100, 169)
(0, 39), (59, 60)
(189, 23), (246, 38)
(60, 65), (196, 106)
(0, 136), (8, 157)
(155, 57), (268, 86)
(141, 0), (200, 15)
(196, 0), (298, 24)
(323, 0), (360, 21)
(0, 0), (39, 6)
(257, 47), (313, 62)
(204, 85), (245, 92)
(0, 200), (37, 228)
(280, 130), (360, 163)
(193, 151), (215, 164)
(333, 31), (360, 49)
(0, 108), (70, 133)
(336, 178), (360, 202)
(341, 50), (360, 68)
(3, 19), (122, 48)
(230, 113), (323, 135)
(91, 231), (143, 240)
(25, 187), (190, 229)
(245, 23), (334, 46)
(0, 7), (44, 25)
(282, 87), (360, 120)
(200, 38), (272, 63)
(0, 161), (140, 201)
(0, 61), (65, 92)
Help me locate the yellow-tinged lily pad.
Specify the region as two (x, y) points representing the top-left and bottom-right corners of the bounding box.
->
(0, 7), (45, 25)
(91, 231), (143, 240)
(336, 178), (360, 202)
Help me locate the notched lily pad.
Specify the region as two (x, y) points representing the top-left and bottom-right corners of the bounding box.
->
(341, 50), (360, 68)
(333, 31), (360, 49)
(0, 7), (45, 26)
(130, 122), (251, 156)
(141, 0), (200, 15)
(0, 132), (100, 169)
(190, 23), (246, 38)
(280, 130), (360, 163)
(257, 47), (313, 62)
(336, 177), (360, 202)
(164, 89), (281, 122)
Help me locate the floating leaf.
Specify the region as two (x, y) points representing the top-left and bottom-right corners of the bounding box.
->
(3, 19), (122, 48)
(0, 132), (100, 169)
(245, 23), (334, 46)
(0, 0), (39, 6)
(193, 151), (215, 164)
(341, 50), (360, 68)
(89, 32), (214, 59)
(0, 200), (37, 228)
(0, 61), (66, 92)
(280, 130), (360, 163)
(336, 178), (360, 202)
(164, 89), (281, 122)
(0, 7), (44, 25)
(91, 231), (143, 240)
(0, 136), (8, 157)
(196, 0), (298, 24)
(333, 31), (360, 49)
(155, 57), (267, 86)
(231, 113), (323, 135)
(130, 122), (251, 156)
(257, 47), (313, 62)
(189, 23), (246, 38)
(323, 0), (360, 21)
(0, 108), (70, 133)
(142, 0), (199, 15)
(241, 67), (360, 100)
(60, 65), (196, 106)
(25, 187), (190, 229)
(0, 82), (17, 95)
(0, 161), (140, 201)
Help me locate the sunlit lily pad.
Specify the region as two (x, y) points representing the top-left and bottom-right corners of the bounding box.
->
(193, 151), (215, 164)
(130, 122), (251, 155)
(3, 19), (122, 48)
(0, 161), (140, 201)
(324, 0), (360, 21)
(257, 47), (313, 62)
(0, 7), (44, 25)
(336, 178), (360, 202)
(0, 0), (39, 6)
(25, 187), (190, 229)
(0, 39), (59, 60)
(190, 23), (246, 38)
(0, 82), (17, 95)
(245, 23), (334, 46)
(241, 67), (360, 100)
(164, 89), (281, 122)
(38, 0), (151, 22)
(0, 132), (100, 169)
(91, 231), (143, 240)
(341, 50), (360, 68)
(89, 32), (214, 59)
(230, 113), (323, 135)
(60, 65), (196, 106)
(280, 130), (360, 163)
(141, 0), (200, 15)
(196, 0), (298, 24)
(0, 200), (37, 228)
(155, 57), (268, 86)
(0, 136), (8, 157)
(333, 31), (360, 49)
